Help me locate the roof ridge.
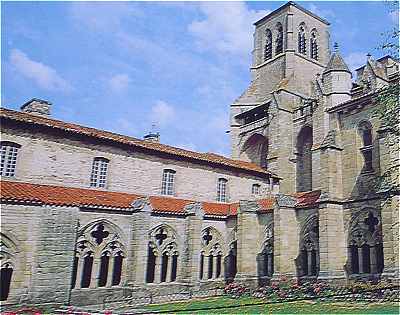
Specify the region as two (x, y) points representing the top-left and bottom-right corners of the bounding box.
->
(0, 107), (274, 177)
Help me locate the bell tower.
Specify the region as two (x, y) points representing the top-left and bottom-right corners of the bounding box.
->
(230, 2), (332, 194)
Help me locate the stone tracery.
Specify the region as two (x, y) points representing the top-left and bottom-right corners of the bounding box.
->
(348, 209), (384, 275)
(72, 221), (126, 289)
(200, 227), (225, 280)
(146, 225), (179, 283)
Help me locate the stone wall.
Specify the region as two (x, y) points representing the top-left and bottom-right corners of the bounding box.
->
(1, 125), (272, 202)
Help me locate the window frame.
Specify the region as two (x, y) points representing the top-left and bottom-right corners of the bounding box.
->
(216, 178), (228, 203)
(252, 183), (261, 195)
(161, 169), (176, 196)
(90, 157), (110, 188)
(0, 141), (21, 178)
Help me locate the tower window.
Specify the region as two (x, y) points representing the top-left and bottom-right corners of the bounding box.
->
(161, 169), (176, 195)
(0, 141), (21, 177)
(90, 157), (109, 188)
(264, 29), (272, 61)
(298, 26), (306, 55)
(275, 25), (283, 55)
(217, 178), (228, 202)
(358, 121), (374, 172)
(310, 31), (318, 60)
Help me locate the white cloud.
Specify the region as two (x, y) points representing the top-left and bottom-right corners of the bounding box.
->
(188, 2), (270, 56)
(109, 74), (131, 92)
(150, 100), (176, 127)
(10, 49), (71, 91)
(69, 2), (141, 31)
(345, 52), (367, 72)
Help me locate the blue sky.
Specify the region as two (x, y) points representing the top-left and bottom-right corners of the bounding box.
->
(1, 1), (398, 156)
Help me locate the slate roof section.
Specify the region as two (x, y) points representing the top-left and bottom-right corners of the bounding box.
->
(323, 50), (351, 74)
(0, 108), (276, 178)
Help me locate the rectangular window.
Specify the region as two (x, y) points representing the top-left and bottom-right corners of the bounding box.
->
(0, 142), (20, 177)
(217, 178), (228, 202)
(161, 169), (175, 195)
(252, 184), (260, 195)
(90, 157), (109, 188)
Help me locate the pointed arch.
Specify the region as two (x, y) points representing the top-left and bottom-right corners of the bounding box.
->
(240, 133), (269, 168)
(298, 214), (319, 277)
(275, 23), (284, 55)
(200, 227), (226, 281)
(298, 23), (307, 55)
(296, 126), (313, 192)
(0, 232), (18, 301)
(147, 224), (180, 283)
(310, 28), (318, 60)
(72, 220), (127, 289)
(264, 28), (273, 61)
(257, 222), (274, 279)
(347, 208), (383, 275)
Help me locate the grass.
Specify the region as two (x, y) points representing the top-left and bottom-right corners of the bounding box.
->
(144, 296), (400, 314)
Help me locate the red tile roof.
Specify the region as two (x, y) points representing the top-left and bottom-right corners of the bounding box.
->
(296, 190), (321, 208)
(202, 202), (232, 216)
(0, 180), (237, 216)
(1, 108), (275, 177)
(257, 198), (275, 213)
(149, 196), (194, 214)
(0, 180), (141, 209)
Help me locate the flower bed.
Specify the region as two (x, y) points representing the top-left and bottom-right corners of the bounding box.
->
(224, 277), (399, 303)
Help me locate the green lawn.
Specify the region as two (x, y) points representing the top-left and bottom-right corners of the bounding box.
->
(144, 296), (399, 314)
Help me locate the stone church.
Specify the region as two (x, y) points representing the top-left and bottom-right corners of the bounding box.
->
(1, 1), (398, 310)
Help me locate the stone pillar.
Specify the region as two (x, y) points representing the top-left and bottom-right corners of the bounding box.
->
(106, 256), (115, 287)
(154, 255), (161, 284)
(166, 255), (173, 282)
(183, 203), (203, 284)
(318, 202), (347, 280)
(236, 200), (261, 287)
(307, 251), (313, 276)
(273, 195), (299, 278)
(29, 206), (79, 305)
(90, 257), (100, 288)
(377, 129), (399, 279)
(74, 256), (83, 289)
(370, 246), (377, 274)
(213, 255), (218, 279)
(358, 247), (364, 274)
(130, 199), (152, 284)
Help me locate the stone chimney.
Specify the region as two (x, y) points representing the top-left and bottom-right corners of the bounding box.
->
(20, 98), (51, 116)
(143, 132), (160, 143)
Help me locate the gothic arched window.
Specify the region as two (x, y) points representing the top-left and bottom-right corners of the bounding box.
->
(146, 225), (179, 283)
(275, 24), (283, 55)
(0, 141), (21, 178)
(310, 30), (318, 60)
(348, 210), (383, 275)
(358, 121), (373, 171)
(264, 29), (273, 61)
(298, 216), (319, 277)
(298, 26), (306, 55)
(296, 126), (313, 192)
(90, 157), (109, 188)
(72, 221), (126, 289)
(200, 227), (225, 281)
(0, 233), (17, 301)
